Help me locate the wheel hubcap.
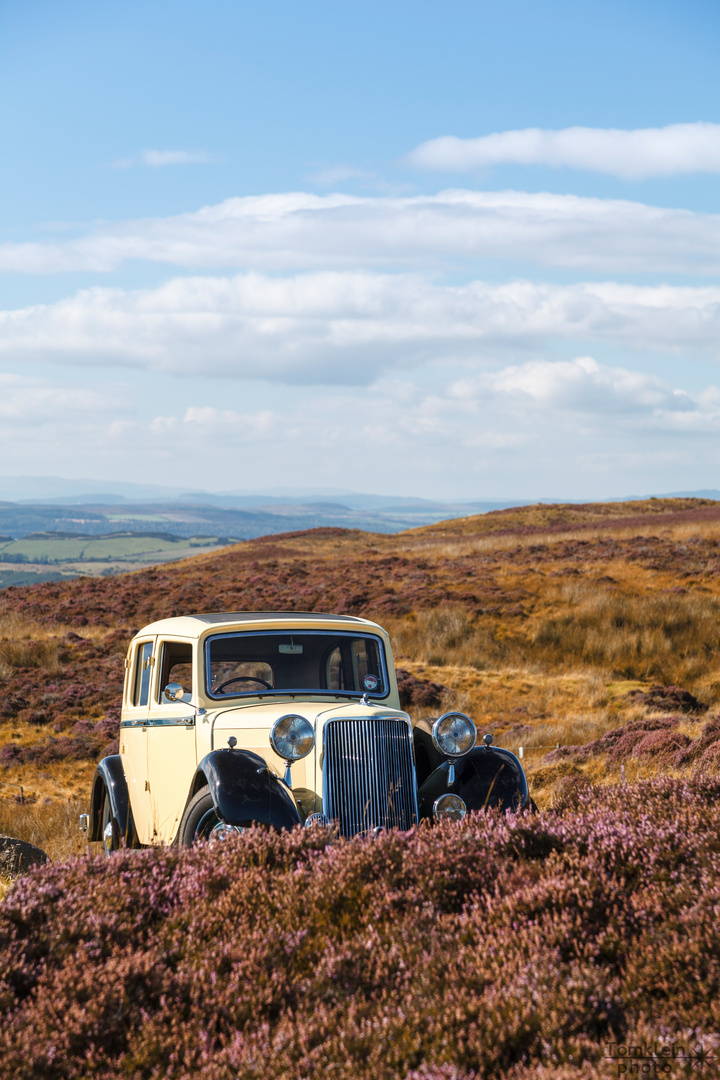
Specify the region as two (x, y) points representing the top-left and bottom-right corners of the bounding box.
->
(209, 821), (243, 843)
(194, 808), (243, 844)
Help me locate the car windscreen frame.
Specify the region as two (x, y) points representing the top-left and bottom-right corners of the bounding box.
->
(204, 629), (391, 701)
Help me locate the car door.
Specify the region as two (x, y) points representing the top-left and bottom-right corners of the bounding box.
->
(119, 636), (154, 845)
(145, 637), (198, 844)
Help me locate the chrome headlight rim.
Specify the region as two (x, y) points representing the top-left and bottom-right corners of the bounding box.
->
(433, 793), (467, 822)
(431, 712), (476, 759)
(304, 812), (332, 830)
(270, 713), (315, 762)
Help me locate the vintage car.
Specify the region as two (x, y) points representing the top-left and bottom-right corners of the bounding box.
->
(84, 611), (530, 851)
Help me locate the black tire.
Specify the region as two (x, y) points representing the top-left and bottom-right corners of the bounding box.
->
(177, 787), (220, 846)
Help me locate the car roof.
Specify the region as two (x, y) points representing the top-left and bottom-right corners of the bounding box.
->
(134, 611), (385, 639)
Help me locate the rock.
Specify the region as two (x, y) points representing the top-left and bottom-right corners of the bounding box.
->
(0, 835), (50, 875)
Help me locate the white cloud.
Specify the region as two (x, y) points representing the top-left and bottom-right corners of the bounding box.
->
(2, 360), (720, 498)
(406, 123), (720, 179)
(151, 406), (274, 436)
(112, 149), (216, 169)
(454, 357), (695, 419)
(3, 189), (720, 276)
(0, 375), (134, 478)
(1, 273), (720, 381)
(138, 359), (720, 478)
(374, 359), (720, 440)
(0, 373), (117, 424)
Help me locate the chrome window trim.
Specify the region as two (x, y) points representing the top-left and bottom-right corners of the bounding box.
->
(203, 629), (391, 702)
(120, 716), (195, 728)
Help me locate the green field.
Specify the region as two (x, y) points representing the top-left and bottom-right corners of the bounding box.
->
(0, 532), (229, 565)
(0, 532), (238, 589)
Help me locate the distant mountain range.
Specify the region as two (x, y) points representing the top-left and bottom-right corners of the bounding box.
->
(0, 474), (531, 538)
(0, 497), (519, 542)
(0, 475), (717, 541)
(0, 474), (527, 513)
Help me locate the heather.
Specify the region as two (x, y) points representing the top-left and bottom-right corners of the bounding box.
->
(1, 779), (720, 1080)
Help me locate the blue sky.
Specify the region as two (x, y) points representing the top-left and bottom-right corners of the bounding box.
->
(2, 0), (720, 499)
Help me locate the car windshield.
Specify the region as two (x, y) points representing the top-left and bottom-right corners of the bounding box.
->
(206, 630), (388, 698)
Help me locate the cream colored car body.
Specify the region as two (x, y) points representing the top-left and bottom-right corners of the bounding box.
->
(120, 611), (406, 845)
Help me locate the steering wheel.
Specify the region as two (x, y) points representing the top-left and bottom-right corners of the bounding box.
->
(214, 675), (273, 693)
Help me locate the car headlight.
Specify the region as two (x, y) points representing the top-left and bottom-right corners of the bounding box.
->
(431, 712), (476, 759)
(433, 793), (467, 822)
(304, 812), (332, 829)
(270, 714), (315, 761)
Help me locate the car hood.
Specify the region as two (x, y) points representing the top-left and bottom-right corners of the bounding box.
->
(211, 697), (409, 735)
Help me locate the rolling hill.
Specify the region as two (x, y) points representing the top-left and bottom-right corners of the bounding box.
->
(1, 496), (720, 817)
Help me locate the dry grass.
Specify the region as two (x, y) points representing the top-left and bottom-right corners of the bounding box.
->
(526, 583), (720, 685)
(411, 522), (686, 560)
(411, 495), (720, 537)
(0, 798), (87, 862)
(385, 589), (720, 693)
(383, 604), (509, 669)
(0, 638), (62, 676)
(0, 758), (98, 801)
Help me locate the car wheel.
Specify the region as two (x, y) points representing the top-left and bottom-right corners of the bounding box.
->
(176, 787), (219, 845)
(100, 788), (120, 854)
(178, 787), (246, 845)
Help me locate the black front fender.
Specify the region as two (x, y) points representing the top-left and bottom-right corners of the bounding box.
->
(196, 748), (302, 830)
(90, 756), (138, 846)
(417, 746), (529, 819)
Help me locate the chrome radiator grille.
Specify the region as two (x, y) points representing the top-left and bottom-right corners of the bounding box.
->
(323, 718), (418, 838)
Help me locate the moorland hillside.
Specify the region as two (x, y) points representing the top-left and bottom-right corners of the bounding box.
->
(2, 496), (720, 849)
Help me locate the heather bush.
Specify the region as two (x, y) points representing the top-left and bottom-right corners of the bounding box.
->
(1, 779), (720, 1080)
(630, 728), (690, 762)
(396, 669), (449, 710)
(626, 683), (707, 714)
(546, 714), (690, 766)
(675, 714), (720, 767)
(0, 628), (125, 746)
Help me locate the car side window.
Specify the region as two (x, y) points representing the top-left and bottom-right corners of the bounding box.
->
(158, 641), (193, 703)
(326, 639), (384, 692)
(133, 642), (154, 706)
(326, 645), (346, 690)
(351, 639), (370, 685)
